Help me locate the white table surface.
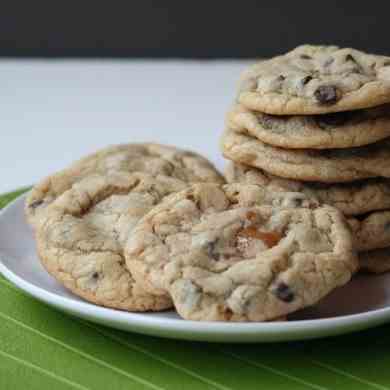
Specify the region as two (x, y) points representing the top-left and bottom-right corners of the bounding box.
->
(0, 59), (251, 194)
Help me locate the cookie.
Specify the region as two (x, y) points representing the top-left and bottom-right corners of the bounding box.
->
(238, 45), (390, 115)
(26, 143), (224, 227)
(348, 211), (390, 251)
(359, 247), (390, 274)
(125, 183), (357, 322)
(35, 171), (192, 311)
(226, 162), (390, 251)
(126, 181), (320, 298)
(221, 128), (390, 183)
(227, 103), (390, 149)
(226, 162), (390, 216)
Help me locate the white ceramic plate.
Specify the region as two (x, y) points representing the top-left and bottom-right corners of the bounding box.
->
(1, 194), (390, 343)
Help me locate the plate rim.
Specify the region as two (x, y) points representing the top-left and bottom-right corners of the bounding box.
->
(1, 193), (390, 342)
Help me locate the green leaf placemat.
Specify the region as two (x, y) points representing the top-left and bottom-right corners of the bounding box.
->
(1, 189), (390, 390)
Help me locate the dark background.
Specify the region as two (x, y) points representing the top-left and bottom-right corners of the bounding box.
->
(1, 1), (389, 58)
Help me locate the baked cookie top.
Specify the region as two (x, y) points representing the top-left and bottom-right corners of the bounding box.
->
(238, 45), (390, 115)
(227, 103), (390, 149)
(36, 171), (191, 311)
(221, 128), (390, 183)
(226, 162), (390, 216)
(26, 143), (224, 227)
(125, 183), (356, 322)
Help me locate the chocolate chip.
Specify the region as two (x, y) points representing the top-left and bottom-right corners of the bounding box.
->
(314, 85), (340, 105)
(272, 282), (294, 303)
(300, 54), (312, 60)
(323, 57), (334, 67)
(276, 75), (286, 81)
(29, 199), (44, 209)
(344, 54), (362, 74)
(206, 240), (220, 261)
(301, 75), (313, 86)
(316, 112), (351, 128)
(290, 197), (303, 207)
(259, 113), (281, 129)
(92, 272), (99, 279)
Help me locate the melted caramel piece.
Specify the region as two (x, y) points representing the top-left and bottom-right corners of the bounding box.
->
(246, 211), (258, 222)
(238, 226), (282, 248)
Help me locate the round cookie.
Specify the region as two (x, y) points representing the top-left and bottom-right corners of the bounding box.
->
(238, 45), (390, 115)
(359, 247), (390, 274)
(126, 181), (321, 298)
(125, 183), (357, 322)
(348, 211), (390, 251)
(221, 128), (390, 183)
(26, 143), (224, 227)
(36, 171), (191, 311)
(226, 162), (390, 216)
(227, 103), (390, 149)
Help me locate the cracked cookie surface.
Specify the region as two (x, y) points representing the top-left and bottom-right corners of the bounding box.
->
(227, 103), (390, 149)
(26, 143), (224, 227)
(238, 45), (390, 115)
(226, 162), (390, 216)
(125, 183), (356, 321)
(35, 171), (191, 311)
(221, 128), (390, 183)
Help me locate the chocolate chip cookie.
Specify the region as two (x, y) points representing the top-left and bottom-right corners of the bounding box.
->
(125, 183), (357, 321)
(359, 247), (390, 274)
(238, 45), (390, 115)
(227, 103), (390, 149)
(226, 162), (390, 250)
(221, 128), (390, 183)
(226, 162), (390, 216)
(35, 171), (192, 311)
(26, 143), (224, 227)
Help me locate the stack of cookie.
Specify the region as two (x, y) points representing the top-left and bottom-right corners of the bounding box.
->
(222, 45), (390, 274)
(27, 44), (390, 322)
